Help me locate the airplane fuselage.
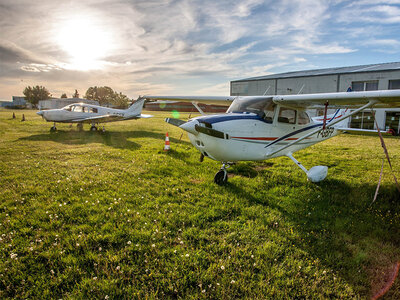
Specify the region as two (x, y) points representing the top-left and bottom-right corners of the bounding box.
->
(184, 113), (339, 162)
(37, 104), (129, 123)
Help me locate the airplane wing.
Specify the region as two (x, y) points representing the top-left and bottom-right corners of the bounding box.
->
(272, 90), (400, 109)
(143, 95), (235, 105)
(70, 115), (124, 123)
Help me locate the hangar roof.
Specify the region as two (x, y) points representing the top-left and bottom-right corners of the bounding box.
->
(233, 62), (400, 82)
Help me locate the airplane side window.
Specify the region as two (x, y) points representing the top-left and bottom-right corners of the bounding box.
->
(263, 102), (275, 123)
(93, 108), (98, 113)
(70, 106), (76, 111)
(74, 106), (83, 112)
(298, 111), (310, 125)
(278, 108), (296, 124)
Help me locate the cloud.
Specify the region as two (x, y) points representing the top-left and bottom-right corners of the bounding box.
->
(0, 0), (399, 99)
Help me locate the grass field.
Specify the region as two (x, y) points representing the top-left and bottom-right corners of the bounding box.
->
(0, 109), (399, 299)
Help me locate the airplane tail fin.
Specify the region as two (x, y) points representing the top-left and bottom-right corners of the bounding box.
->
(332, 108), (351, 128)
(312, 108), (350, 128)
(125, 98), (145, 116)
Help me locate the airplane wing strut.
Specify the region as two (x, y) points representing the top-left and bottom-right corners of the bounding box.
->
(265, 100), (377, 158)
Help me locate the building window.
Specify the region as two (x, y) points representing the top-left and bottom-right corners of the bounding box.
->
(385, 111), (400, 134)
(388, 80), (400, 90)
(350, 111), (374, 129)
(351, 81), (378, 91)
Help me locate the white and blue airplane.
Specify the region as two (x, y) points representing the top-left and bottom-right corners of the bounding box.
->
(145, 90), (400, 185)
(37, 98), (152, 132)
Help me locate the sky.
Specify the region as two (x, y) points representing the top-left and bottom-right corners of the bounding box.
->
(1, 0), (400, 100)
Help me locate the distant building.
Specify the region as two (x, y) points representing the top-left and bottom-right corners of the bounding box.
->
(145, 101), (228, 113)
(38, 98), (99, 110)
(0, 96), (30, 108)
(231, 62), (400, 134)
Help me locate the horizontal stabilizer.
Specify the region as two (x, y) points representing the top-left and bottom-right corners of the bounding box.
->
(165, 118), (186, 127)
(337, 127), (390, 134)
(139, 114), (153, 118)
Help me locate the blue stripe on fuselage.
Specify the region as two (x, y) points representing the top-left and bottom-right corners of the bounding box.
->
(197, 113), (266, 124)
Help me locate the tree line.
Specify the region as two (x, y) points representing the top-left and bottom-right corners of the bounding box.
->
(23, 85), (131, 108)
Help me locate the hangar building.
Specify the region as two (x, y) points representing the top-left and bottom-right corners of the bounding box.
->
(38, 98), (99, 110)
(230, 62), (400, 133)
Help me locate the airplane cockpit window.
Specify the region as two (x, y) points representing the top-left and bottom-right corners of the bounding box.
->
(298, 111), (310, 125)
(72, 106), (83, 112)
(63, 105), (72, 111)
(278, 107), (296, 124)
(227, 97), (275, 122)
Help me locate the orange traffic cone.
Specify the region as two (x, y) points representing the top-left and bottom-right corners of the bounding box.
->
(164, 132), (170, 151)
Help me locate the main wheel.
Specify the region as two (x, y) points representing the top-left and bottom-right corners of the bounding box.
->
(90, 126), (97, 132)
(77, 123), (83, 131)
(50, 126), (57, 133)
(214, 169), (228, 185)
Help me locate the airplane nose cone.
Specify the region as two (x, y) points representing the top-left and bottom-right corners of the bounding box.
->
(37, 111), (44, 116)
(179, 120), (199, 135)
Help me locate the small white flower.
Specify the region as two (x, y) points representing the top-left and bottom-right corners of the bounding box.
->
(127, 241), (132, 245)
(116, 266), (120, 271)
(93, 277), (97, 280)
(231, 280), (235, 284)
(185, 253), (189, 257)
(152, 244), (155, 248)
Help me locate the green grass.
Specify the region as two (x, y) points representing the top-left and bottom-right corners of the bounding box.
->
(0, 109), (399, 299)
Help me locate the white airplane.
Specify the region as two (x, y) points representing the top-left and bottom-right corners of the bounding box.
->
(145, 90), (400, 185)
(37, 98), (152, 132)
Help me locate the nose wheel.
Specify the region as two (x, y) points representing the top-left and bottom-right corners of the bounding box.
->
(50, 123), (57, 132)
(214, 163), (230, 185)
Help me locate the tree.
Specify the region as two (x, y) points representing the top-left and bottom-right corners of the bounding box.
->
(114, 92), (130, 109)
(60, 93), (67, 98)
(23, 85), (51, 108)
(85, 86), (129, 107)
(72, 89), (79, 98)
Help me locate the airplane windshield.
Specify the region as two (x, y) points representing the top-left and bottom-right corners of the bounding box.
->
(227, 97), (276, 123)
(62, 105), (72, 111)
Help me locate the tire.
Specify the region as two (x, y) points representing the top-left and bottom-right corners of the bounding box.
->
(90, 126), (97, 132)
(214, 170), (227, 185)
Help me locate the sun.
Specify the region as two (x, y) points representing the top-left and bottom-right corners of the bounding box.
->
(56, 16), (113, 70)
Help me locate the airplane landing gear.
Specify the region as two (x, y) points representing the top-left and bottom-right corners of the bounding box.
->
(214, 163), (230, 185)
(90, 125), (97, 132)
(77, 123), (83, 131)
(50, 123), (57, 132)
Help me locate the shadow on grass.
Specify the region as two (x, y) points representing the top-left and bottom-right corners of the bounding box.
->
(225, 175), (400, 296)
(19, 130), (190, 150)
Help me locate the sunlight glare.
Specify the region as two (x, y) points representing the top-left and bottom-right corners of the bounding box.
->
(56, 16), (114, 70)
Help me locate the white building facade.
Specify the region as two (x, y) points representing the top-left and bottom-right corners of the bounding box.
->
(38, 98), (99, 110)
